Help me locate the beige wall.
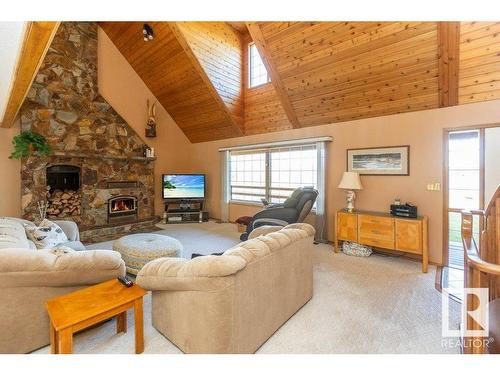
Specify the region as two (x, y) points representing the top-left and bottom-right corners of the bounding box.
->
(0, 120), (21, 217)
(97, 28), (195, 217)
(485, 127), (500, 204)
(187, 100), (500, 265)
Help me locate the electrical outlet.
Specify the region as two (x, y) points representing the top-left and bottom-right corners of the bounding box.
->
(427, 182), (441, 191)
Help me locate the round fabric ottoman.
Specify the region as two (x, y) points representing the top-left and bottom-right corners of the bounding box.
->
(113, 233), (183, 275)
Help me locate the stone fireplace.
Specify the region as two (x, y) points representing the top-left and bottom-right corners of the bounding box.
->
(21, 155), (155, 233)
(19, 22), (157, 242)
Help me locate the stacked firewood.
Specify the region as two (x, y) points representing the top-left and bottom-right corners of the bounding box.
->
(46, 189), (82, 217)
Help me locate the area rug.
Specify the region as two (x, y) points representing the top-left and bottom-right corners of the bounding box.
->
(34, 222), (461, 354)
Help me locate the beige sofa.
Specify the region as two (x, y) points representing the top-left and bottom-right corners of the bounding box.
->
(0, 247), (125, 353)
(137, 223), (315, 354)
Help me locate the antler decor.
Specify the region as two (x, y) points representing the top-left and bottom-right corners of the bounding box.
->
(145, 99), (157, 138)
(37, 200), (49, 223)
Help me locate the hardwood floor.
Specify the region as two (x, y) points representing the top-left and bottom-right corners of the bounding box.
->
(441, 266), (464, 301)
(449, 242), (464, 270)
(440, 242), (465, 301)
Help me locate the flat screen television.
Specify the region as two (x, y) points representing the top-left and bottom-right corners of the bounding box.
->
(162, 174), (205, 200)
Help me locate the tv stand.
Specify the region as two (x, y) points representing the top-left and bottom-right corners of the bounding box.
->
(164, 200), (206, 224)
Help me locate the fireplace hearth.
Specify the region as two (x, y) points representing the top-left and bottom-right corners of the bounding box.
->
(108, 195), (138, 224)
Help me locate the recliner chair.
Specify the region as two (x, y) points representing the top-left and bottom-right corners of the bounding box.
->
(240, 187), (318, 241)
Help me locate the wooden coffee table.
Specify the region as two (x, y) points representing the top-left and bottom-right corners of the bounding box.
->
(46, 279), (147, 354)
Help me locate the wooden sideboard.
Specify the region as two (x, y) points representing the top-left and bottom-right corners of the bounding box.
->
(335, 209), (429, 273)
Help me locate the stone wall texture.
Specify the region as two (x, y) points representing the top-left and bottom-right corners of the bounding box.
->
(20, 22), (155, 229)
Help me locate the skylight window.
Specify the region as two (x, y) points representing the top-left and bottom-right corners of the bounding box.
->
(248, 43), (270, 88)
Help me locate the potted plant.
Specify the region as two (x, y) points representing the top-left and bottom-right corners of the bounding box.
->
(9, 131), (52, 159)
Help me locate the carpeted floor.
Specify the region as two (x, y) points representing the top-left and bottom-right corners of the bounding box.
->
(85, 221), (242, 258)
(34, 221), (461, 354)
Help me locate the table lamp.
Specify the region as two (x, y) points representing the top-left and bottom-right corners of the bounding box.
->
(338, 172), (363, 212)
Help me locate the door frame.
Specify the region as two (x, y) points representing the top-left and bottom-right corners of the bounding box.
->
(442, 123), (500, 266)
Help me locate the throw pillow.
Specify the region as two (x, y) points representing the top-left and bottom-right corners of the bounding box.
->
(25, 219), (69, 249)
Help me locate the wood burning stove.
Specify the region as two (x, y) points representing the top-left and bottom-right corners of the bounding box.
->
(108, 195), (138, 224)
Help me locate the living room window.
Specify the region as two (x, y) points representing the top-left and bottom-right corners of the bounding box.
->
(248, 43), (270, 88)
(230, 150), (267, 202)
(229, 145), (318, 204)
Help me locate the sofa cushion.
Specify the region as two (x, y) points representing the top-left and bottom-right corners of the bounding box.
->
(279, 228), (309, 241)
(25, 219), (69, 249)
(0, 248), (125, 288)
(0, 235), (32, 250)
(251, 235), (283, 252)
(59, 241), (86, 251)
(248, 225), (283, 240)
(0, 218), (27, 238)
(264, 231), (293, 248)
(0, 248), (122, 273)
(140, 255), (246, 279)
(239, 238), (271, 257)
(180, 255), (246, 278)
(284, 222), (316, 236)
(224, 246), (256, 263)
(0, 218), (32, 250)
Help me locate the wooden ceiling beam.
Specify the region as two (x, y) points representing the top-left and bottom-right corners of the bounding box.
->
(438, 22), (460, 107)
(245, 22), (301, 129)
(167, 22), (244, 137)
(1, 22), (60, 128)
(226, 22), (248, 35)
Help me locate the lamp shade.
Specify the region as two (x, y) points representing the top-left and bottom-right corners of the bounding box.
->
(338, 172), (363, 190)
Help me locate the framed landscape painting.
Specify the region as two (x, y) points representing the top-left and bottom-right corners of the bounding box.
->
(347, 146), (410, 176)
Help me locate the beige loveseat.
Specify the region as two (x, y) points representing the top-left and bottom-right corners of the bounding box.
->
(0, 247), (125, 353)
(137, 223), (315, 354)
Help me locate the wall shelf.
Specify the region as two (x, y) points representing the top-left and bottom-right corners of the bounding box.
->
(49, 152), (156, 162)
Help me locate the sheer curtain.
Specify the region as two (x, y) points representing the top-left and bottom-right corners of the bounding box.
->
(220, 150), (230, 223)
(315, 141), (327, 243)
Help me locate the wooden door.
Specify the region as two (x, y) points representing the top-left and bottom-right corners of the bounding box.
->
(395, 219), (423, 254)
(337, 212), (357, 242)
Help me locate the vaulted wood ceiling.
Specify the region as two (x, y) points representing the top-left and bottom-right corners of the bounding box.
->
(1, 22), (60, 128)
(101, 21), (500, 143)
(250, 22), (440, 127)
(100, 22), (243, 143)
(177, 22), (245, 129)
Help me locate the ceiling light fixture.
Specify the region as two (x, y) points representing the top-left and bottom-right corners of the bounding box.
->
(143, 23), (154, 42)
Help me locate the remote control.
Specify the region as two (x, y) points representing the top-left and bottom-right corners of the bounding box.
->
(117, 276), (133, 288)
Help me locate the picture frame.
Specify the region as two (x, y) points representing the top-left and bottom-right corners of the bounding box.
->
(347, 146), (410, 176)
